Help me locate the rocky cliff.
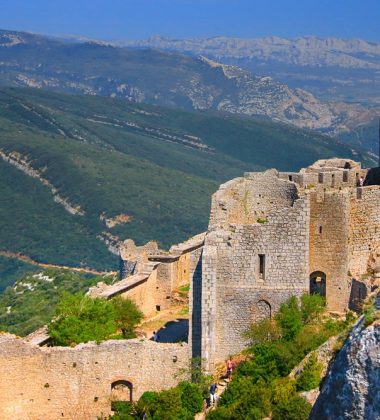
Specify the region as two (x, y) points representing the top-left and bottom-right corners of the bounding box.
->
(310, 296), (380, 420)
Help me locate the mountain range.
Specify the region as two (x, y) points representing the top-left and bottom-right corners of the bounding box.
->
(0, 29), (378, 155)
(121, 35), (380, 106)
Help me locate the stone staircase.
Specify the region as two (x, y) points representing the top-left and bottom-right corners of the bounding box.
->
(195, 376), (231, 419)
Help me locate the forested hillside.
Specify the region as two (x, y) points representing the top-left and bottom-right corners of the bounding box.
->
(0, 87), (373, 289)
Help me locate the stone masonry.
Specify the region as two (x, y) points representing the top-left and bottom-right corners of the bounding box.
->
(1, 158), (379, 417)
(200, 158), (380, 371)
(0, 334), (189, 420)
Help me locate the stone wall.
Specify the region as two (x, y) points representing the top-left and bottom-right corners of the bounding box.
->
(200, 159), (380, 371)
(208, 170), (298, 227)
(0, 334), (189, 420)
(349, 186), (380, 278)
(201, 174), (310, 371)
(309, 189), (351, 311)
(120, 269), (158, 317)
(92, 235), (204, 317)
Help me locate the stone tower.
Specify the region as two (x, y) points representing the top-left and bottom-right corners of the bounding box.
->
(198, 159), (380, 371)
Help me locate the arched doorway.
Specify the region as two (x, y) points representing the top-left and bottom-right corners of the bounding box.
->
(111, 380), (133, 402)
(253, 300), (272, 322)
(309, 271), (326, 297)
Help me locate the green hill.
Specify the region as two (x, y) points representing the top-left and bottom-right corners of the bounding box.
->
(0, 87), (373, 289)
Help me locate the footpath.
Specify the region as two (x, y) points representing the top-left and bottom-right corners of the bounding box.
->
(195, 373), (232, 419)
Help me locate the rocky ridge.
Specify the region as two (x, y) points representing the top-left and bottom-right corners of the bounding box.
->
(122, 35), (380, 70)
(0, 29), (378, 147)
(310, 295), (380, 419)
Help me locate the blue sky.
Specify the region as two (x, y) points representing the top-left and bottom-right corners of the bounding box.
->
(0, 0), (379, 41)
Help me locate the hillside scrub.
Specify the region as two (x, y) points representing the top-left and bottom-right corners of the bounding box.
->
(110, 358), (211, 419)
(295, 352), (323, 392)
(48, 293), (143, 346)
(207, 294), (354, 419)
(0, 87), (372, 289)
(0, 269), (116, 336)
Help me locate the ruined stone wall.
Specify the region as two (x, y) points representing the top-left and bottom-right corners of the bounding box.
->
(0, 335), (189, 420)
(309, 189), (351, 311)
(202, 196), (310, 371)
(349, 186), (380, 278)
(120, 269), (158, 317)
(208, 170), (298, 227)
(154, 247), (203, 311)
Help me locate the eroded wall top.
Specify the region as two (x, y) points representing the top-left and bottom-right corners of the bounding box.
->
(208, 169), (299, 227)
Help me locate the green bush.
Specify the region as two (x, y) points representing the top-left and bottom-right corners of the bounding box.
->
(153, 388), (183, 420)
(178, 381), (204, 416)
(48, 293), (117, 345)
(271, 378), (311, 420)
(112, 296), (144, 339)
(277, 296), (303, 341)
(300, 294), (325, 324)
(48, 292), (142, 346)
(296, 353), (323, 392)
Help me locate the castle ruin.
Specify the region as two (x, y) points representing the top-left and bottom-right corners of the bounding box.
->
(199, 158), (380, 371)
(1, 158), (379, 419)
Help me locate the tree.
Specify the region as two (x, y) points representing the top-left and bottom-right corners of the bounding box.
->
(112, 296), (143, 339)
(300, 294), (325, 325)
(276, 296), (303, 341)
(295, 352), (323, 392)
(48, 293), (117, 346)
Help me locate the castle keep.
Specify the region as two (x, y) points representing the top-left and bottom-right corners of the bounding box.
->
(200, 158), (380, 370)
(0, 158), (379, 419)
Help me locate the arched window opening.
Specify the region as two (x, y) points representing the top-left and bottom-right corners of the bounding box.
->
(111, 380), (133, 403)
(252, 300), (272, 323)
(309, 271), (326, 298)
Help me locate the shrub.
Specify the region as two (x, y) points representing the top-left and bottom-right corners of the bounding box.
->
(48, 292), (143, 346)
(300, 294), (325, 324)
(153, 388), (183, 420)
(112, 296), (143, 339)
(296, 352), (323, 391)
(276, 296), (303, 341)
(244, 318), (281, 345)
(178, 381), (203, 415)
(48, 293), (117, 346)
(271, 378), (311, 420)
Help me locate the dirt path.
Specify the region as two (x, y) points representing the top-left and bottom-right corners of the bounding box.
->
(0, 250), (116, 276)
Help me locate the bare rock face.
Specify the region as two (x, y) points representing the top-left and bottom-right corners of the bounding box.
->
(310, 314), (380, 419)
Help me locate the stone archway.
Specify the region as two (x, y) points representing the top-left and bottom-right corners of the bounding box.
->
(111, 380), (133, 402)
(253, 300), (272, 322)
(309, 271), (326, 297)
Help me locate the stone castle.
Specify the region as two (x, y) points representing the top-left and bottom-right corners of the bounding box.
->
(1, 158), (379, 419)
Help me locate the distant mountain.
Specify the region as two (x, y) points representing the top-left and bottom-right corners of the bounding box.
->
(0, 87), (372, 289)
(123, 36), (380, 71)
(121, 35), (380, 107)
(0, 29), (378, 155)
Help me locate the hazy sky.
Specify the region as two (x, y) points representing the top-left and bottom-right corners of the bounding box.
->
(0, 0), (379, 41)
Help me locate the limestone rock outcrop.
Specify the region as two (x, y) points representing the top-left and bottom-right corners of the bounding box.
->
(311, 305), (380, 419)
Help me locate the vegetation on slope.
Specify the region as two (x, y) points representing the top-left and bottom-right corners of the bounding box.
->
(110, 295), (355, 420)
(206, 295), (354, 419)
(0, 87), (372, 289)
(0, 269), (117, 336)
(0, 255), (39, 292)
